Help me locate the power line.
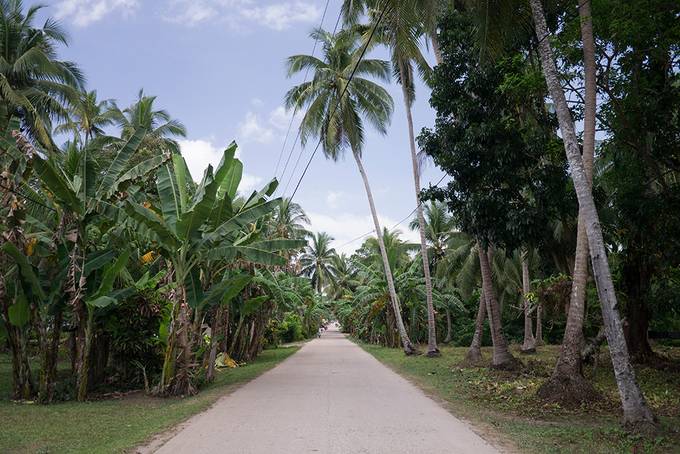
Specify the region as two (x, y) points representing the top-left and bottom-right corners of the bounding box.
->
(278, 5), (344, 197)
(335, 174), (448, 250)
(288, 0), (390, 201)
(273, 0), (331, 181)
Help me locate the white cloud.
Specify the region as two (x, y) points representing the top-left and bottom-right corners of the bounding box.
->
(163, 0), (320, 30)
(239, 1), (319, 31)
(325, 191), (344, 209)
(237, 112), (275, 144)
(268, 105), (302, 131)
(179, 138), (261, 193)
(307, 211), (419, 255)
(54, 0), (139, 27)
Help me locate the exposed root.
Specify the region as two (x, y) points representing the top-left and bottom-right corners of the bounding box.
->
(491, 356), (522, 372)
(426, 348), (441, 358)
(537, 373), (602, 407)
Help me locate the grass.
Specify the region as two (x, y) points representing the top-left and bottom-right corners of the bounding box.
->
(0, 346), (298, 454)
(359, 342), (680, 453)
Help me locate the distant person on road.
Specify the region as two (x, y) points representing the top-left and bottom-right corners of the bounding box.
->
(318, 327), (323, 338)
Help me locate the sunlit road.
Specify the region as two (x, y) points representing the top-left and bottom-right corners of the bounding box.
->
(151, 326), (500, 453)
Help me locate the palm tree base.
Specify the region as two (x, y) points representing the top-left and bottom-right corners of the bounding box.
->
(537, 373), (601, 408)
(426, 348), (441, 358)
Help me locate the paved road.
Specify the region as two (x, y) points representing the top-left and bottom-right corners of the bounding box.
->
(153, 327), (500, 454)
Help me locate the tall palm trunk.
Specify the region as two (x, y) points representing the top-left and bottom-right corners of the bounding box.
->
(529, 0), (655, 427)
(542, 0), (597, 399)
(478, 245), (516, 368)
(352, 150), (417, 355)
(465, 288), (486, 364)
(521, 251), (536, 353)
(399, 60), (439, 357)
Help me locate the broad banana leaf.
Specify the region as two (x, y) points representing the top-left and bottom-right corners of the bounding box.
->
(96, 127), (147, 196)
(241, 296), (269, 317)
(32, 156), (82, 214)
(1, 243), (46, 300)
(108, 153), (168, 199)
(83, 250), (116, 277)
(156, 163), (180, 232)
(207, 198), (282, 242)
(243, 178), (278, 209)
(8, 293), (30, 327)
(185, 268), (204, 309)
(88, 250), (130, 301)
(124, 202), (179, 250)
(172, 152), (192, 213)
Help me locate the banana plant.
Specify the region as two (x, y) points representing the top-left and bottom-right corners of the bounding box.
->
(124, 143), (304, 395)
(24, 126), (172, 400)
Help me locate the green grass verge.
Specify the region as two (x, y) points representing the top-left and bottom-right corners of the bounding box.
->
(0, 347), (298, 453)
(359, 343), (680, 454)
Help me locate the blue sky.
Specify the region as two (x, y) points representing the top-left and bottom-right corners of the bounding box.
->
(44, 0), (446, 253)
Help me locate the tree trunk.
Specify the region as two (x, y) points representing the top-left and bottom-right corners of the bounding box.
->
(542, 0), (597, 402)
(352, 150), (418, 355)
(478, 245), (516, 369)
(39, 307), (62, 403)
(535, 303), (544, 346)
(529, 0), (656, 428)
(622, 258), (655, 362)
(76, 307), (94, 401)
(521, 251), (537, 353)
(399, 61), (439, 357)
(444, 308), (452, 343)
(465, 289), (486, 365)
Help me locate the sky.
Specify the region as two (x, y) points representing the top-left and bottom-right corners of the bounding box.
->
(42, 0), (447, 254)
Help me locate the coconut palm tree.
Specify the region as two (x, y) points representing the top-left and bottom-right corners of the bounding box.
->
(0, 0), (85, 147)
(112, 90), (187, 154)
(284, 27), (418, 354)
(527, 0), (656, 426)
(55, 90), (118, 145)
(299, 232), (338, 293)
(344, 0), (439, 356)
(272, 197), (310, 240)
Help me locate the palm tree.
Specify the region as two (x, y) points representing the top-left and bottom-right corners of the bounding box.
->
(55, 90), (117, 145)
(527, 0), (655, 427)
(299, 232), (338, 293)
(285, 27), (418, 354)
(0, 0), (84, 147)
(345, 1), (439, 356)
(542, 0), (598, 399)
(327, 253), (356, 300)
(272, 197), (310, 240)
(112, 90), (187, 153)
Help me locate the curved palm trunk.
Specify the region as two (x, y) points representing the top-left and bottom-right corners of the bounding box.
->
(465, 288), (486, 364)
(529, 0), (655, 427)
(478, 245), (516, 368)
(521, 251), (536, 353)
(352, 150), (417, 355)
(399, 61), (439, 357)
(544, 0), (596, 396)
(444, 308), (452, 343)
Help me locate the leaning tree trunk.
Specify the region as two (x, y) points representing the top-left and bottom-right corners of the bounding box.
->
(540, 0), (598, 403)
(352, 150), (418, 355)
(520, 250), (537, 353)
(399, 61), (438, 357)
(529, 0), (656, 428)
(478, 245), (517, 369)
(465, 289), (486, 365)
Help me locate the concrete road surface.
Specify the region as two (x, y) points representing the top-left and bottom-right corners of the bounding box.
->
(152, 327), (500, 454)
